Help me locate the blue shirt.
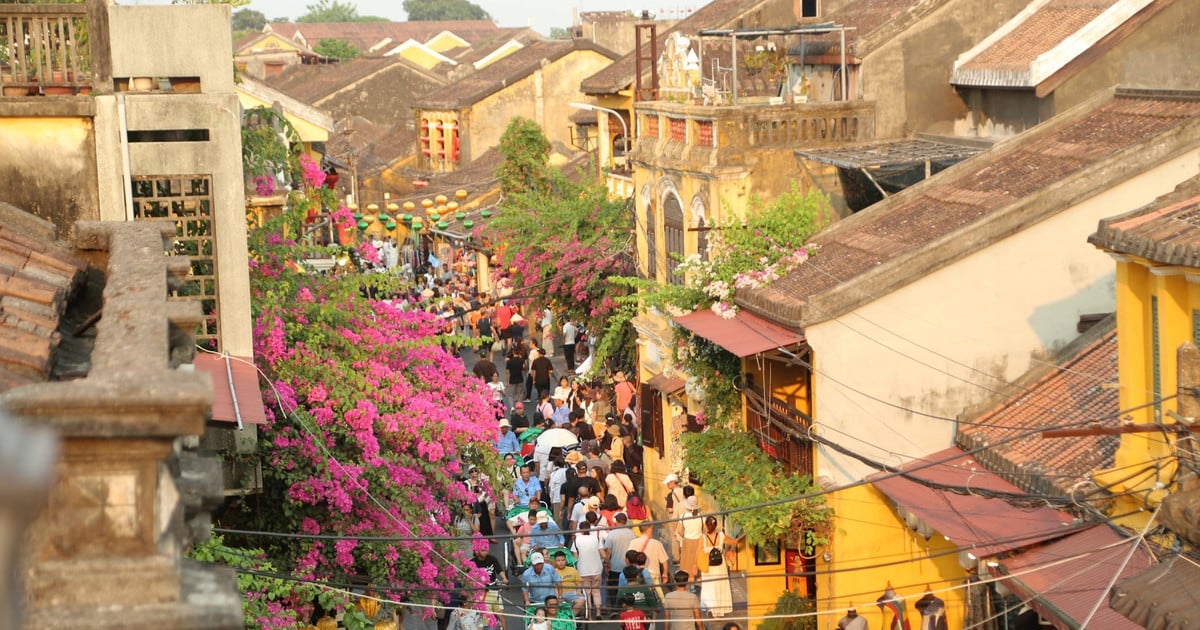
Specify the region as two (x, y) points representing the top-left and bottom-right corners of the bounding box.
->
(528, 521), (564, 549)
(496, 430), (521, 455)
(521, 564), (562, 605)
(551, 405), (570, 426)
(617, 567), (655, 587)
(513, 477), (543, 508)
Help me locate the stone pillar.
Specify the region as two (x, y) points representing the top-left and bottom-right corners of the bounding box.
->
(2, 221), (241, 629)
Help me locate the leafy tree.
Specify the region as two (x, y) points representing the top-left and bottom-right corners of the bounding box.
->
(549, 27), (572, 40)
(313, 38), (360, 60)
(403, 0), (491, 21)
(232, 8), (267, 31)
(490, 117), (636, 368)
(298, 0), (387, 23)
(171, 0), (250, 5)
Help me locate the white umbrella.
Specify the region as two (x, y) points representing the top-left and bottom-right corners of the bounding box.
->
(532, 428), (581, 479)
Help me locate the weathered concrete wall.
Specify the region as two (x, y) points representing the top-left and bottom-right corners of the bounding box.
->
(952, 87), (1052, 139)
(469, 49), (616, 162)
(108, 5), (235, 90)
(0, 115), (100, 238)
(863, 0), (1028, 138)
(809, 149), (1200, 484)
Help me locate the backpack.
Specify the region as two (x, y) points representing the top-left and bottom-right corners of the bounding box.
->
(708, 546), (723, 567)
(625, 493), (648, 520)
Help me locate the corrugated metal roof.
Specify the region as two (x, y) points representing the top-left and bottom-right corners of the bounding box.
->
(1110, 555), (1200, 628)
(869, 447), (1077, 557)
(673, 308), (801, 357)
(999, 524), (1154, 629)
(192, 353), (268, 427)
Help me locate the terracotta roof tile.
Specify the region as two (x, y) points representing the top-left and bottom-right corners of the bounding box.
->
(961, 1), (1116, 72)
(0, 219), (85, 390)
(957, 319), (1118, 498)
(802, 0), (933, 57)
(1089, 177), (1200, 265)
(739, 90), (1200, 326)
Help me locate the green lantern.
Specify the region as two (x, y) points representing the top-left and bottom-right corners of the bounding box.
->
(462, 220), (474, 228)
(378, 213), (391, 223)
(429, 212), (440, 222)
(455, 211), (467, 220)
(437, 220), (449, 229)
(357, 220), (369, 230)
(402, 213), (413, 223)
(411, 218), (424, 231)
(481, 209), (493, 218)
(386, 221), (397, 230)
(353, 212), (364, 221)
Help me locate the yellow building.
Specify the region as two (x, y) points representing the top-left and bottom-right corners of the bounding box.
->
(1089, 179), (1200, 523)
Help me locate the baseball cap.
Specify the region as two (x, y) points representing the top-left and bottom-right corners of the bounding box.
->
(530, 552), (545, 564)
(664, 473), (679, 485)
(586, 496), (601, 508)
(515, 401), (524, 409)
(537, 512), (550, 523)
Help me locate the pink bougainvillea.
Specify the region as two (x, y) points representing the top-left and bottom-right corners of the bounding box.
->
(231, 205), (505, 627)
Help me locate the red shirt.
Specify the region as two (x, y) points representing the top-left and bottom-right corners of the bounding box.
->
(620, 609), (648, 630)
(615, 381), (636, 413)
(495, 304), (513, 329)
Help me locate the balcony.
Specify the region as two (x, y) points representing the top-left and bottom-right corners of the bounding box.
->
(631, 98), (876, 172)
(0, 2), (109, 97)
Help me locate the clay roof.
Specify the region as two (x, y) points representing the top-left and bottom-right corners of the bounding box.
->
(1111, 557), (1200, 628)
(738, 89), (1200, 328)
(580, 0), (777, 94)
(1088, 176), (1200, 266)
(580, 11), (635, 23)
(951, 0), (1174, 92)
(956, 317), (1119, 498)
(265, 21), (502, 53)
(0, 205), (87, 392)
(415, 40), (618, 110)
(265, 55), (443, 106)
(797, 0), (943, 58)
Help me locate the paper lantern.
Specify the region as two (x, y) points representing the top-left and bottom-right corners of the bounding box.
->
(421, 199), (434, 209)
(455, 189), (468, 200)
(456, 211), (467, 220)
(435, 194), (448, 204)
(403, 201), (416, 212)
(463, 220), (474, 228)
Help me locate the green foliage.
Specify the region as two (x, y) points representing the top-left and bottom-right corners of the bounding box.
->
(715, 185), (827, 282)
(680, 427), (831, 547)
(673, 331), (741, 425)
(759, 590), (818, 630)
(242, 105), (304, 189)
(172, 0), (251, 5)
(232, 8), (267, 31)
(496, 117), (554, 197)
(313, 38), (360, 60)
(403, 0), (491, 21)
(298, 0), (387, 23)
(548, 27), (572, 39)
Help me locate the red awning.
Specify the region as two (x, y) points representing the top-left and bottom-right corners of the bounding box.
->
(998, 525), (1154, 629)
(192, 352), (267, 427)
(673, 308), (801, 357)
(869, 447), (1076, 558)
(647, 373), (686, 395)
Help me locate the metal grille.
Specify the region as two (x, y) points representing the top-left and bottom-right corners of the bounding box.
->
(743, 387), (813, 476)
(663, 194), (684, 286)
(131, 176), (220, 350)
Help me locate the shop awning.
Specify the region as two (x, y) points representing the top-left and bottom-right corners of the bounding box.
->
(192, 353), (268, 428)
(647, 374), (686, 395)
(673, 308), (801, 357)
(998, 525), (1153, 629)
(869, 447), (1076, 558)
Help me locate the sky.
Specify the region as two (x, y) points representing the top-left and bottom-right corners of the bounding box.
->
(233, 0), (713, 36)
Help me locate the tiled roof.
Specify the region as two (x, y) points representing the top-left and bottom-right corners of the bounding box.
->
(265, 55), (443, 106)
(415, 40), (618, 110)
(265, 21), (503, 53)
(738, 89), (1200, 327)
(0, 205), (87, 392)
(799, 0), (938, 58)
(951, 0), (1172, 90)
(1088, 176), (1200, 266)
(580, 0), (776, 94)
(1111, 557), (1200, 628)
(956, 317), (1119, 498)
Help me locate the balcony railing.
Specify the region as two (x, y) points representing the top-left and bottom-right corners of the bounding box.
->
(1, 4), (96, 96)
(743, 386), (813, 476)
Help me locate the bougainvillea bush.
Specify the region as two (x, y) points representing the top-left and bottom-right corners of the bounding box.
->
(222, 161), (502, 628)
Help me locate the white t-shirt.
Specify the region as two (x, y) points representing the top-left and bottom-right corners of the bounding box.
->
(572, 532), (604, 577)
(563, 322), (577, 345)
(549, 466), (568, 504)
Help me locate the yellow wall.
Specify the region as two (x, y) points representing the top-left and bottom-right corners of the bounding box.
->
(824, 484), (968, 630)
(1097, 258), (1195, 517)
(396, 43), (449, 70)
(239, 31), (306, 54)
(236, 90), (329, 146)
(425, 31), (469, 54)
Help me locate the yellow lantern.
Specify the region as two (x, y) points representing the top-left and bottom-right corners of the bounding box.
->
(455, 189), (468, 200)
(386, 202), (399, 213)
(421, 198), (434, 209)
(403, 201), (416, 212)
(447, 201), (459, 211)
(365, 203), (379, 221)
(435, 194), (448, 205)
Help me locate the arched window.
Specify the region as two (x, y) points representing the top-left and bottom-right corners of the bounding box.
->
(663, 193), (685, 286)
(645, 201), (657, 280)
